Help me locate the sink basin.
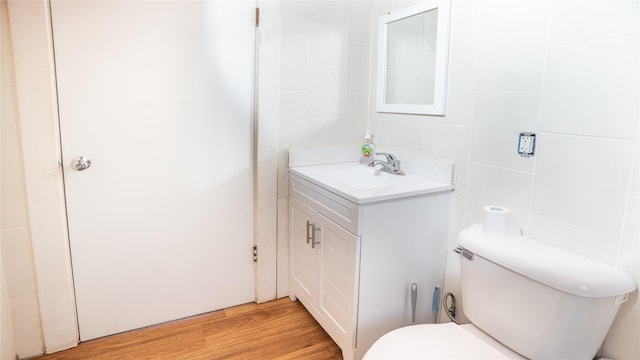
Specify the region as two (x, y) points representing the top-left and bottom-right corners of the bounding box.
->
(289, 162), (453, 204)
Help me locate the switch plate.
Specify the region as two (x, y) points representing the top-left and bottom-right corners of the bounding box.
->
(518, 132), (536, 157)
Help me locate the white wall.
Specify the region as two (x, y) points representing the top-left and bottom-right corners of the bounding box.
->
(1, 1), (44, 357)
(275, 0), (639, 358)
(1, 261), (16, 360)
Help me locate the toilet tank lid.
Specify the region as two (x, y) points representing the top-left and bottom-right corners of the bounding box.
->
(458, 224), (637, 298)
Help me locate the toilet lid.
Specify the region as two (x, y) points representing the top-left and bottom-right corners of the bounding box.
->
(364, 323), (526, 359)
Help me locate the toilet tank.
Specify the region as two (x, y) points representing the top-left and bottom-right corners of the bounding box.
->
(457, 224), (636, 360)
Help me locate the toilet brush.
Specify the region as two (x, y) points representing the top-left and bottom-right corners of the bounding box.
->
(432, 285), (441, 323)
(411, 283), (417, 325)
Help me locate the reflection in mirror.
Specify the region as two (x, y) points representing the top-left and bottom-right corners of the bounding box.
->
(377, 0), (450, 115)
(385, 8), (438, 106)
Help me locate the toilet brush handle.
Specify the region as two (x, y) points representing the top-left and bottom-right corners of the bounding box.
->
(411, 283), (418, 325)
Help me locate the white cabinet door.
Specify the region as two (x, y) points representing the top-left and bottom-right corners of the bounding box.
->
(289, 197), (317, 306)
(317, 213), (360, 352)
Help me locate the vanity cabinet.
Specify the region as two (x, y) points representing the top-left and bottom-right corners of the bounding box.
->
(289, 197), (360, 350)
(289, 172), (452, 360)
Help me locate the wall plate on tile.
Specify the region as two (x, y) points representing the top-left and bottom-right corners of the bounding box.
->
(518, 132), (536, 157)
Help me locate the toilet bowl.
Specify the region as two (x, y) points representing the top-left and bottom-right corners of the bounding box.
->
(364, 322), (525, 359)
(364, 224), (636, 359)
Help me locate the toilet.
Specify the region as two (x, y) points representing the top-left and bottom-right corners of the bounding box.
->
(364, 224), (637, 359)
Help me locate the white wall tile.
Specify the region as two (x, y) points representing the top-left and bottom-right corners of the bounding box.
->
(348, 91), (369, 145)
(10, 293), (43, 358)
(392, 0), (423, 12)
(422, 124), (471, 190)
(309, 10), (351, 66)
(387, 115), (424, 152)
(438, 57), (475, 126)
(541, 37), (639, 139)
(470, 92), (540, 172)
(280, 34), (308, 91)
(449, 0), (479, 59)
(631, 151), (639, 193)
(465, 163), (533, 229)
(549, 0), (640, 45)
(475, 0), (550, 91)
(369, 116), (391, 149)
(531, 133), (634, 236)
(369, 1), (392, 72)
(447, 190), (467, 249)
(617, 193), (639, 280)
(307, 116), (349, 147)
(279, 91), (307, 146)
(310, 0), (352, 15)
(1, 156), (28, 229)
(308, 65), (350, 117)
(372, 0), (392, 17)
(281, 1), (309, 35)
(528, 214), (619, 264)
(352, 1), (372, 44)
(1, 229), (37, 297)
(350, 42), (371, 94)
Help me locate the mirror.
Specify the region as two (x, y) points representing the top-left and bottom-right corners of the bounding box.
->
(376, 0), (451, 115)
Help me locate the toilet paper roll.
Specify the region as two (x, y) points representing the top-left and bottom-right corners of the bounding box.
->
(482, 206), (514, 236)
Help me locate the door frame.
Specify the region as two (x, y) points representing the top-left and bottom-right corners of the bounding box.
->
(7, 0), (278, 353)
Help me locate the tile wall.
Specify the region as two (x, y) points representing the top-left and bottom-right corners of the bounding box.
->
(1, 1), (45, 357)
(276, 0), (639, 357)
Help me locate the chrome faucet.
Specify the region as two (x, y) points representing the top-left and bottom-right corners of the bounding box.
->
(368, 152), (405, 175)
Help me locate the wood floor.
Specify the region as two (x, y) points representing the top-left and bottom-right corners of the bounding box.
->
(34, 298), (343, 360)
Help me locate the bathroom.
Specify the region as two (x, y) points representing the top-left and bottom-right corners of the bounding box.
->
(1, 0), (638, 359)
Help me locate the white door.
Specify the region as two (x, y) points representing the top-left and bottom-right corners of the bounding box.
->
(51, 0), (256, 341)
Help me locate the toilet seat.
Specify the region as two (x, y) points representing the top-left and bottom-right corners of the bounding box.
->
(364, 323), (526, 359)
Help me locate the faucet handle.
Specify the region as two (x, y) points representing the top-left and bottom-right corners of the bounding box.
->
(374, 152), (397, 162)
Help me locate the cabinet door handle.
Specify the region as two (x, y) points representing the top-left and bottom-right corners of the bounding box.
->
(306, 220), (312, 244)
(311, 224), (321, 249)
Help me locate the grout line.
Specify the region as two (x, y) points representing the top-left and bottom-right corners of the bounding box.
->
(539, 131), (637, 142)
(548, 33), (640, 48)
(524, 0), (554, 235)
(460, 0), (482, 226)
(467, 161), (534, 176)
(529, 211), (620, 241)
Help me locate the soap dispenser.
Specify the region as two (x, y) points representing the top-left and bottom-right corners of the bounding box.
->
(361, 130), (374, 164)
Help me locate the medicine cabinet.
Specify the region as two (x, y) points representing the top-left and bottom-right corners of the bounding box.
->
(376, 0), (451, 115)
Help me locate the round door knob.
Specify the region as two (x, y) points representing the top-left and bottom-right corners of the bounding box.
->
(71, 156), (92, 171)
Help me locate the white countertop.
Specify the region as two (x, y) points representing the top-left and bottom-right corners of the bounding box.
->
(289, 162), (453, 204)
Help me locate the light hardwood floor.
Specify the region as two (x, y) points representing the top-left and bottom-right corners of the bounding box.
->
(34, 298), (343, 360)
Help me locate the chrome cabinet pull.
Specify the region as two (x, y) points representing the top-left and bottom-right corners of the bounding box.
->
(306, 220), (321, 248)
(311, 224), (321, 249)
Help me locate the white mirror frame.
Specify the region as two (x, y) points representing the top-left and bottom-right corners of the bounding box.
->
(376, 0), (451, 115)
